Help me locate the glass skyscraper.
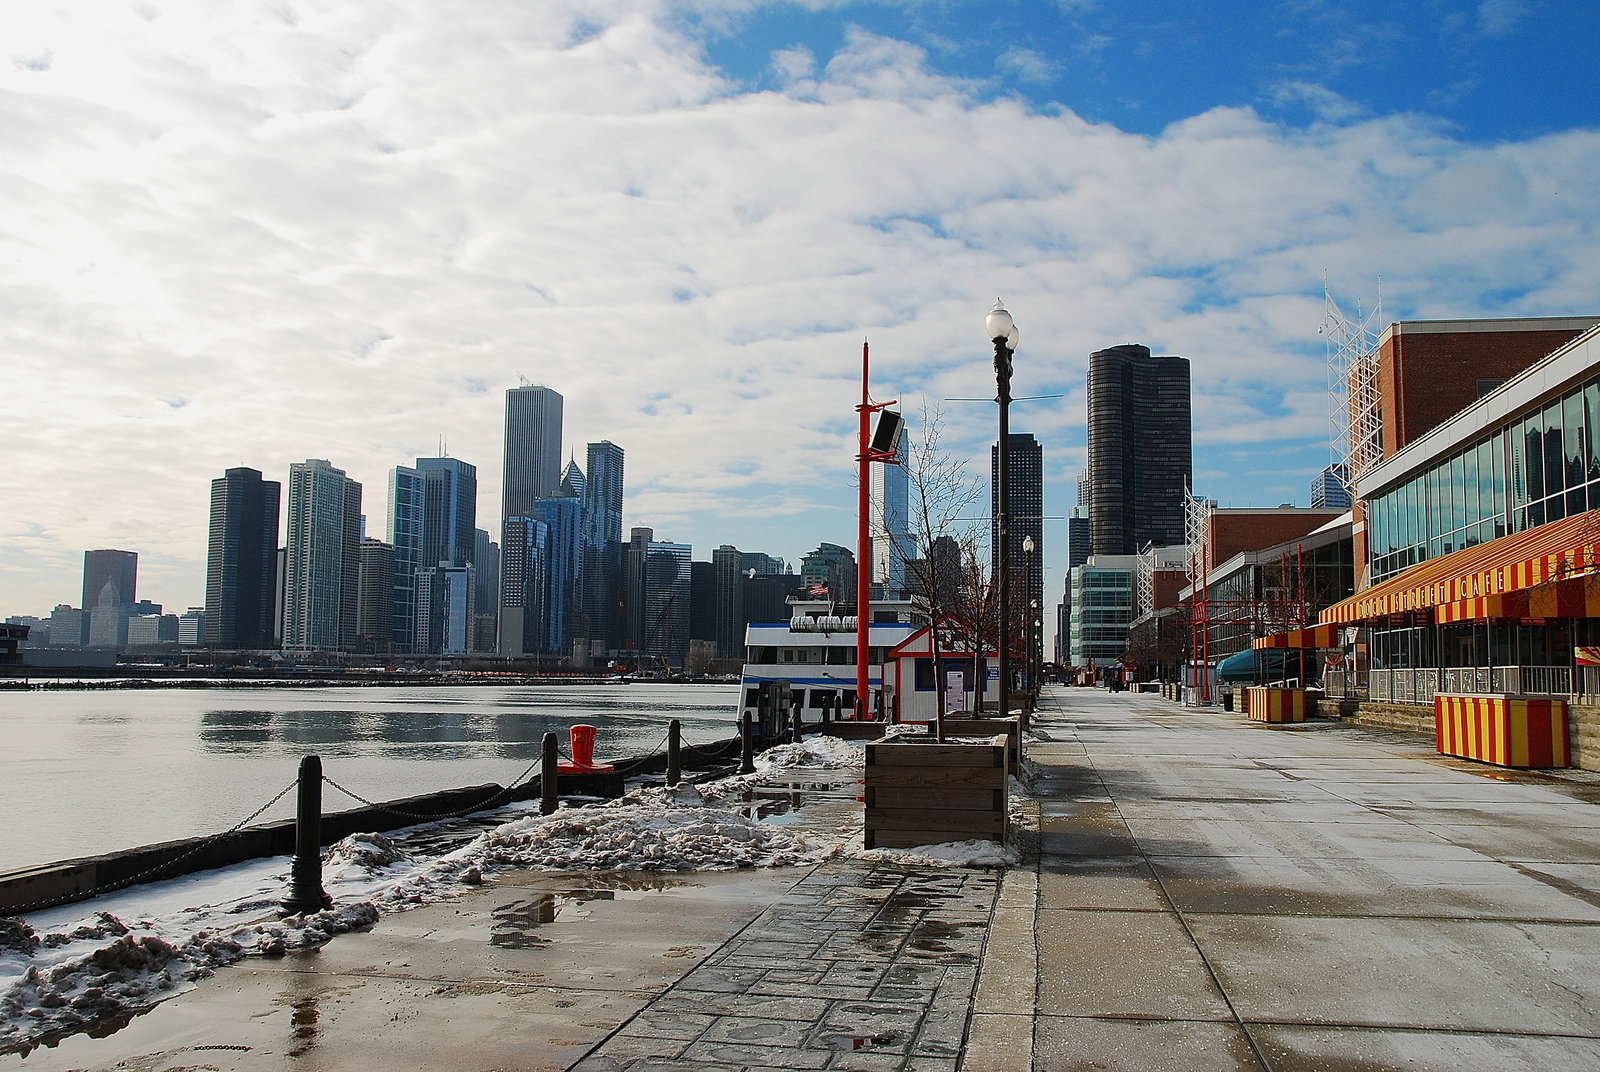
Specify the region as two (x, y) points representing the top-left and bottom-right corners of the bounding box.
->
(283, 459), (362, 651)
(502, 385), (564, 519)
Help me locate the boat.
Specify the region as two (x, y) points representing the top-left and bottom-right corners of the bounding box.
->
(737, 595), (919, 726)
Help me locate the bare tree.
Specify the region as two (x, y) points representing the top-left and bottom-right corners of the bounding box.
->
(889, 402), (985, 741)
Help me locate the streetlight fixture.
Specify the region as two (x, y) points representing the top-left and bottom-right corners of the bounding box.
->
(988, 299), (1018, 719)
(1022, 535), (1036, 709)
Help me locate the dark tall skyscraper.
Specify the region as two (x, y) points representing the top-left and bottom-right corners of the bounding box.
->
(501, 385), (564, 520)
(992, 432), (1045, 625)
(204, 468), (281, 649)
(1086, 343), (1192, 555)
(83, 549), (137, 609)
(580, 440), (625, 651)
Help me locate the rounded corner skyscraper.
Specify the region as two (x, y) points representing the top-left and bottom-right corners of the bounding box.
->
(1086, 343), (1192, 556)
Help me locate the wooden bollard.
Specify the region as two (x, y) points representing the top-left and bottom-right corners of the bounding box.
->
(740, 711), (755, 775)
(282, 755), (331, 914)
(792, 703), (803, 743)
(541, 732), (558, 815)
(667, 719), (681, 787)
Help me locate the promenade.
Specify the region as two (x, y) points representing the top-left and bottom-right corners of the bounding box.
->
(8, 687), (1600, 1071)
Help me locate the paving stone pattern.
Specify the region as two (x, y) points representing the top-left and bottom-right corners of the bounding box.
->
(572, 861), (1001, 1072)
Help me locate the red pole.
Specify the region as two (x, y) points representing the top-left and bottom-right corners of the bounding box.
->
(856, 340), (872, 720)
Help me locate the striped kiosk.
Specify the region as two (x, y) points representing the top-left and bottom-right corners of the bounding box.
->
(1435, 694), (1570, 768)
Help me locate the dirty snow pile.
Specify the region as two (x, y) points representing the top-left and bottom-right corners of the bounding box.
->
(0, 902), (377, 1054)
(455, 783), (839, 873)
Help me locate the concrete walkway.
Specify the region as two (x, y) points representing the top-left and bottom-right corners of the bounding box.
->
(9, 687), (1600, 1071)
(978, 686), (1600, 1071)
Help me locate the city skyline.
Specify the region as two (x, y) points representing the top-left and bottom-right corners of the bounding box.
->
(4, 2), (1597, 644)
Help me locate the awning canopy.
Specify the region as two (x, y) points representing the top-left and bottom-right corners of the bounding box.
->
(1252, 622), (1341, 650)
(1321, 508), (1600, 625)
(1433, 571), (1600, 624)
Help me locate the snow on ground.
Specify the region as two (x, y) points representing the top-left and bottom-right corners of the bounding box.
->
(1, 732), (1031, 1055)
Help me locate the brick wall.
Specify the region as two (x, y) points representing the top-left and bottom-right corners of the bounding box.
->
(1379, 327), (1590, 459)
(1208, 509), (1344, 568)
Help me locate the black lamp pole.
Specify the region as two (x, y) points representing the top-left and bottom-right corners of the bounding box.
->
(987, 300), (1017, 719)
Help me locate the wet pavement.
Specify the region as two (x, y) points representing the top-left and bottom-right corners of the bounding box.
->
(10, 688), (1600, 1071)
(985, 686), (1600, 1072)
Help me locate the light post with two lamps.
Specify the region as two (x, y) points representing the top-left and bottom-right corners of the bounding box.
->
(986, 300), (1018, 719)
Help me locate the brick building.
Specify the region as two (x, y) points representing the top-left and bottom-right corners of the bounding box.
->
(1374, 318), (1599, 462)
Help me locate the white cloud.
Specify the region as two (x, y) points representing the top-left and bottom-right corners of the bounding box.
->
(1, 0), (1596, 618)
(996, 46), (1058, 87)
(1477, 0), (1532, 37)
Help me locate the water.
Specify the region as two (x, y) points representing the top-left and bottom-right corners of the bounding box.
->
(0, 681), (739, 873)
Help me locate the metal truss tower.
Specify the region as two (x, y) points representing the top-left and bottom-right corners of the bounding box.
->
(1325, 279), (1384, 485)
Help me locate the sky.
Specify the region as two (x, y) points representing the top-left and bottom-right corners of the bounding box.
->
(3, 0), (1598, 650)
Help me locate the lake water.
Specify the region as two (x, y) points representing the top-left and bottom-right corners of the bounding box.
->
(0, 681), (740, 873)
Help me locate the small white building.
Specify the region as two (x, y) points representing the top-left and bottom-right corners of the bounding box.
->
(884, 617), (1001, 724)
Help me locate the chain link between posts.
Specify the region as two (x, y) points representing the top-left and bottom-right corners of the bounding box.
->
(5, 778), (299, 918)
(6, 724), (753, 919)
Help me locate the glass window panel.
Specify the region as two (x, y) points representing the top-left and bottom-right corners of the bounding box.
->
(1477, 439), (1493, 532)
(1492, 431), (1506, 528)
(1451, 452), (1466, 534)
(1509, 423), (1525, 509)
(1464, 445), (1480, 530)
(1566, 391), (1586, 516)
(1524, 413), (1544, 504)
(1587, 381), (1600, 483)
(1408, 477), (1419, 548)
(1543, 400), (1564, 499)
(1429, 466), (1443, 546)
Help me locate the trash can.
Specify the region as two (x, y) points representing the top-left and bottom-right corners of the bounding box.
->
(1222, 690), (1234, 712)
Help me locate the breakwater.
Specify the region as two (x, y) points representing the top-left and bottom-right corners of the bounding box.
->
(0, 734), (752, 916)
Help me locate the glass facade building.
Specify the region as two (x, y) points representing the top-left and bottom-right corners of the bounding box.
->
(1366, 373), (1600, 585)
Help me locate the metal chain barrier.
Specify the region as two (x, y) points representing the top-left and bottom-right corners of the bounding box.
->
(321, 756), (542, 822)
(6, 779), (299, 918)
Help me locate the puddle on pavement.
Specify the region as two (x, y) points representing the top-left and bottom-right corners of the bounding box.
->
(734, 777), (858, 826)
(488, 872), (694, 949)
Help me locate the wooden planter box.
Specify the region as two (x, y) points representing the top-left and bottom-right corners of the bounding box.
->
(1244, 686), (1308, 723)
(863, 734), (1008, 850)
(936, 716), (1022, 773)
(1436, 693), (1570, 768)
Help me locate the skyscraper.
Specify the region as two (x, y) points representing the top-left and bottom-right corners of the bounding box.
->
(83, 549), (137, 610)
(1310, 463), (1352, 510)
(502, 385), (564, 519)
(390, 456), (477, 653)
(580, 441), (625, 652)
(1086, 343), (1192, 556)
(499, 516), (547, 657)
(388, 465), (426, 651)
(416, 456), (478, 571)
(872, 421), (911, 595)
(283, 459), (362, 651)
(204, 467), (281, 649)
(356, 537), (395, 653)
(992, 431), (1045, 625)
(712, 544), (745, 660)
(501, 385), (563, 650)
(531, 494), (582, 655)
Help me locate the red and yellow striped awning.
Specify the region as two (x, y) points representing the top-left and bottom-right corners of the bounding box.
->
(1433, 571), (1600, 623)
(1321, 508), (1600, 625)
(1252, 622), (1341, 650)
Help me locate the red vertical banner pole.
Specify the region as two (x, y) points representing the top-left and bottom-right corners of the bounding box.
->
(856, 340), (872, 720)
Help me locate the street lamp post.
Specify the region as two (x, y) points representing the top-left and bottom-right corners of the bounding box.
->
(987, 300), (1018, 719)
(1022, 535), (1036, 709)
